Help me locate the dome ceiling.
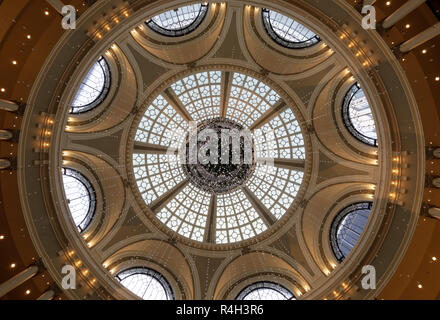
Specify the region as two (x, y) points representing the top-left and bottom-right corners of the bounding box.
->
(14, 0), (426, 301)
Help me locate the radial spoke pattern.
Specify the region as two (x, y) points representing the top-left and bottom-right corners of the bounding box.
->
(226, 73), (280, 128)
(157, 184), (211, 242)
(147, 4), (208, 37)
(254, 108), (305, 160)
(133, 153), (185, 205)
(262, 8), (320, 49)
(216, 190), (268, 244)
(62, 168), (96, 232)
(135, 95), (188, 149)
(342, 83), (377, 146)
(116, 268), (174, 300)
(236, 282), (294, 300)
(71, 57), (110, 114)
(247, 165), (303, 220)
(171, 71), (222, 122)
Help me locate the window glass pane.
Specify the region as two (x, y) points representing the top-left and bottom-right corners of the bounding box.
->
(116, 268), (174, 300)
(147, 4), (208, 37)
(262, 8), (320, 49)
(71, 57), (111, 114)
(62, 168), (96, 232)
(236, 282), (294, 300)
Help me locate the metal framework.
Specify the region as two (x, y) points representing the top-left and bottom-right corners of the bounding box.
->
(70, 56), (111, 114)
(236, 281), (294, 300)
(330, 202), (373, 262)
(261, 8), (320, 49)
(146, 3), (209, 37)
(62, 167), (96, 232)
(342, 82), (378, 147)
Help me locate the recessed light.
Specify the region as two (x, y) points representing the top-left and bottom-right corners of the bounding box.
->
(432, 257), (437, 261)
(435, 77), (440, 81)
(422, 49), (427, 54)
(386, 1), (391, 5)
(417, 284), (423, 289)
(405, 24), (411, 29)
(0, 235), (4, 239)
(25, 290), (31, 295)
(0, 88), (5, 93)
(10, 263), (16, 268)
(44, 11), (49, 16)
(12, 60), (17, 65)
(27, 35), (31, 39)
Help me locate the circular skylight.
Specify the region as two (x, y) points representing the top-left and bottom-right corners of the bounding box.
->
(70, 56), (111, 114)
(342, 83), (377, 146)
(262, 8), (320, 49)
(62, 168), (96, 232)
(132, 69), (306, 245)
(330, 202), (372, 262)
(146, 3), (209, 37)
(116, 268), (174, 300)
(236, 282), (294, 300)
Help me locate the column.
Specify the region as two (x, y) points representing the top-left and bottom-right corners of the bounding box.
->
(45, 0), (65, 14)
(0, 130), (13, 141)
(0, 266), (39, 297)
(0, 99), (18, 112)
(37, 290), (55, 300)
(382, 0), (426, 29)
(400, 22), (440, 52)
(428, 207), (440, 220)
(0, 159), (11, 170)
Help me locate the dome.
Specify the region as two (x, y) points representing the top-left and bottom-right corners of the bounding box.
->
(1, 0), (438, 304)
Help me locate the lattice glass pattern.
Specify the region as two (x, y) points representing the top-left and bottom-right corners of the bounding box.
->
(133, 153), (185, 205)
(342, 83), (377, 146)
(236, 282), (294, 300)
(330, 202), (372, 262)
(254, 108), (305, 160)
(147, 4), (208, 37)
(247, 165), (303, 220)
(262, 8), (320, 49)
(135, 95), (188, 149)
(116, 268), (174, 300)
(71, 57), (110, 114)
(226, 73), (281, 128)
(62, 168), (96, 232)
(171, 71), (222, 122)
(157, 184), (211, 242)
(216, 190), (267, 244)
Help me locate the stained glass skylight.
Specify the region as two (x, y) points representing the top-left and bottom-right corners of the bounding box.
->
(330, 202), (372, 262)
(171, 71), (222, 122)
(132, 69), (306, 245)
(226, 73), (280, 128)
(236, 282), (294, 300)
(262, 8), (320, 49)
(342, 83), (377, 146)
(116, 268), (174, 300)
(71, 57), (111, 114)
(62, 168), (96, 232)
(146, 3), (209, 37)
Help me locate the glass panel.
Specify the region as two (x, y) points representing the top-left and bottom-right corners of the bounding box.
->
(116, 268), (174, 300)
(146, 4), (209, 37)
(262, 8), (320, 49)
(62, 168), (96, 232)
(330, 202), (372, 262)
(71, 57), (111, 114)
(236, 282), (294, 300)
(342, 82), (377, 146)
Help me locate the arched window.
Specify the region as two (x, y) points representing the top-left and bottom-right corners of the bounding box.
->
(70, 56), (111, 114)
(236, 282), (295, 300)
(62, 168), (96, 232)
(330, 202), (373, 262)
(342, 82), (377, 146)
(262, 8), (320, 49)
(146, 3), (209, 37)
(116, 268), (174, 300)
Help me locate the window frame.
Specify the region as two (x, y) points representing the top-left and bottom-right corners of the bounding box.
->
(70, 56), (111, 115)
(146, 3), (209, 37)
(341, 82), (378, 147)
(261, 8), (321, 49)
(236, 281), (295, 300)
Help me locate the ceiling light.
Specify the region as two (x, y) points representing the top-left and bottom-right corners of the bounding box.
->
(422, 49), (427, 54)
(386, 1), (391, 5)
(435, 77), (440, 81)
(417, 284), (423, 289)
(44, 10), (49, 16)
(432, 257), (437, 261)
(12, 60), (17, 65)
(10, 263), (16, 268)
(0, 88), (5, 93)
(25, 290), (31, 295)
(27, 35), (31, 39)
(0, 235), (4, 240)
(405, 24), (410, 29)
